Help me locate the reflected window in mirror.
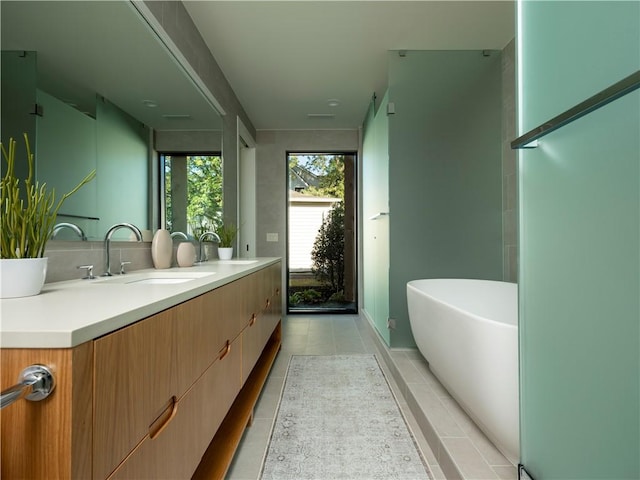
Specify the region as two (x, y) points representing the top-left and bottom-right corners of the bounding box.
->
(161, 153), (223, 238)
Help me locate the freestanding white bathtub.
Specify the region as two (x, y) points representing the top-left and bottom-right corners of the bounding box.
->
(407, 278), (519, 463)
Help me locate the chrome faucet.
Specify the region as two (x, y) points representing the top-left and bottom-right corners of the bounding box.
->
(102, 223), (143, 276)
(52, 222), (87, 241)
(198, 231), (221, 263)
(170, 231), (189, 240)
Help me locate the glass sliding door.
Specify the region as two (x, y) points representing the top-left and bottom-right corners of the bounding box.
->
(287, 153), (357, 314)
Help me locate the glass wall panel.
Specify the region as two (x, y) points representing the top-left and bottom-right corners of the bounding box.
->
(518, 2), (640, 477)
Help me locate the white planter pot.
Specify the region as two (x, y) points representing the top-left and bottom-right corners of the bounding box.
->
(218, 247), (233, 260)
(0, 257), (48, 299)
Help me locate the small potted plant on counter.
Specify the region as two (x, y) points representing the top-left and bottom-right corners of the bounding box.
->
(0, 134), (96, 298)
(215, 221), (238, 260)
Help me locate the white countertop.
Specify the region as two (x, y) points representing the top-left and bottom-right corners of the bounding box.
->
(0, 258), (280, 349)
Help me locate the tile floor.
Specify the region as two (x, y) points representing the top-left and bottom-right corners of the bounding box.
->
(382, 349), (517, 480)
(226, 314), (517, 480)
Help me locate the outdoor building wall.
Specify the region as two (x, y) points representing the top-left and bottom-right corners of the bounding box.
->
(288, 197), (339, 270)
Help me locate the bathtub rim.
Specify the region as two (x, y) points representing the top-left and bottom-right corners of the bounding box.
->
(407, 278), (518, 328)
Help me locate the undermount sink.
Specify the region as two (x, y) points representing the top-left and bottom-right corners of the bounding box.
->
(216, 259), (259, 265)
(95, 271), (215, 285)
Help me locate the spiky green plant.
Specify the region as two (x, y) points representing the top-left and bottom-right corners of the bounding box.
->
(215, 222), (238, 248)
(1, 134), (96, 259)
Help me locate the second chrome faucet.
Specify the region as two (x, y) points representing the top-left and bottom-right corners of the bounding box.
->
(102, 223), (143, 276)
(198, 231), (221, 263)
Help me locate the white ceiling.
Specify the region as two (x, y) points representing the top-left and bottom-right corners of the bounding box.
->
(183, 1), (516, 130)
(1, 1), (222, 131)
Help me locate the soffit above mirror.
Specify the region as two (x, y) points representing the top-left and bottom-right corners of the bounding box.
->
(1, 0), (222, 131)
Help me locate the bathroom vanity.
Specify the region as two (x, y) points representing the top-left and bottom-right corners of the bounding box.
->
(0, 259), (282, 479)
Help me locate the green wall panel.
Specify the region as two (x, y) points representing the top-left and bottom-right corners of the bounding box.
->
(518, 1), (640, 477)
(36, 89), (97, 222)
(387, 50), (504, 347)
(96, 99), (149, 237)
(1, 51), (37, 184)
(362, 94), (390, 345)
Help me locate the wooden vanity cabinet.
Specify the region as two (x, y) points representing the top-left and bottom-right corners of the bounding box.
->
(0, 261), (282, 480)
(95, 268), (277, 479)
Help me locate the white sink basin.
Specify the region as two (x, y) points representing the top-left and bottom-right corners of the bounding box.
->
(95, 271), (215, 285)
(127, 277), (195, 285)
(216, 260), (259, 265)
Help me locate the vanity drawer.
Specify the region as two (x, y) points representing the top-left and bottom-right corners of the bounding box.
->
(214, 277), (250, 344)
(107, 335), (242, 480)
(241, 312), (263, 383)
(173, 293), (221, 396)
(93, 309), (175, 480)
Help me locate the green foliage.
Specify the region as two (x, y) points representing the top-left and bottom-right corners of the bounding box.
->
(289, 288), (323, 305)
(215, 221), (238, 247)
(187, 155), (222, 236)
(164, 155), (222, 237)
(311, 202), (345, 292)
(0, 134), (96, 259)
(328, 290), (346, 302)
(289, 154), (345, 200)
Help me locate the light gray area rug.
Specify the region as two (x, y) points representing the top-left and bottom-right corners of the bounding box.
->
(260, 355), (430, 480)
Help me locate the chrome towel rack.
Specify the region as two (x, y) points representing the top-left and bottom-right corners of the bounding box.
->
(511, 70), (640, 149)
(0, 365), (56, 409)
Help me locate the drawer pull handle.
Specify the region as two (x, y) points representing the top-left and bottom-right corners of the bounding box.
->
(149, 396), (178, 440)
(219, 340), (231, 360)
(265, 298), (271, 309)
(249, 314), (257, 327)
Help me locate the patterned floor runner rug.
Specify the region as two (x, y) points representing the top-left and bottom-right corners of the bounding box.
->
(260, 354), (430, 479)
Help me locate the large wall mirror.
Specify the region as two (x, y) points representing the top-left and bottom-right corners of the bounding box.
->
(1, 1), (223, 241)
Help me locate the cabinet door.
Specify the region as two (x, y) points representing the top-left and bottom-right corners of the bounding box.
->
(93, 309), (174, 480)
(107, 336), (242, 480)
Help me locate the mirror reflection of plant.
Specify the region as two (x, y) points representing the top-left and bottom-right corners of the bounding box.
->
(189, 215), (222, 240)
(187, 155), (222, 236)
(215, 221), (239, 248)
(0, 134), (96, 259)
(163, 154), (222, 235)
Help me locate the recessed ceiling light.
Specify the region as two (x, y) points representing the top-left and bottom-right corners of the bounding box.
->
(142, 99), (158, 108)
(307, 113), (335, 118)
(162, 114), (192, 120)
(327, 99), (340, 107)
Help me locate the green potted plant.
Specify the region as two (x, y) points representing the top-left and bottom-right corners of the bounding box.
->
(215, 221), (238, 260)
(1, 134), (96, 298)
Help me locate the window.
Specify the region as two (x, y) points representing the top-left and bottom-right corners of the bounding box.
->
(160, 153), (222, 237)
